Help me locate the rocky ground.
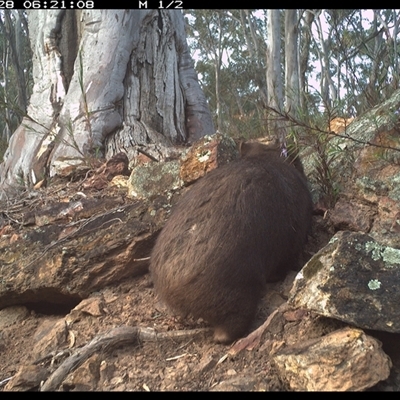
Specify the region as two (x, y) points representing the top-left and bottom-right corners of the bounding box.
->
(1, 201), (399, 391)
(2, 121), (400, 391)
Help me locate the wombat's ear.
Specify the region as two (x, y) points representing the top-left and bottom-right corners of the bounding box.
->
(239, 140), (261, 157)
(238, 140), (247, 157)
(233, 137), (246, 157)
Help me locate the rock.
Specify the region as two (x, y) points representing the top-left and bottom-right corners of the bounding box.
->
(71, 297), (104, 317)
(210, 376), (263, 391)
(179, 133), (239, 185)
(60, 354), (101, 391)
(0, 193), (170, 310)
(110, 175), (129, 188)
(128, 160), (182, 199)
(273, 327), (392, 391)
(303, 91), (400, 249)
(370, 195), (400, 247)
(351, 166), (400, 247)
(128, 133), (239, 199)
(326, 101), (400, 248)
(32, 318), (68, 359)
(289, 231), (400, 333)
(4, 364), (49, 391)
(329, 199), (374, 232)
(328, 117), (354, 134)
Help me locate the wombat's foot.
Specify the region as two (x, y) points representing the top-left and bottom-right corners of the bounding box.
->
(213, 324), (248, 344)
(213, 327), (236, 344)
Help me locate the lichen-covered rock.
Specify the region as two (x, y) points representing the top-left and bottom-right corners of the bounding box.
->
(128, 133), (239, 199)
(289, 230), (400, 333)
(128, 160), (182, 199)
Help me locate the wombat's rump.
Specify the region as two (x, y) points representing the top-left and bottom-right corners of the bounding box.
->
(150, 141), (313, 343)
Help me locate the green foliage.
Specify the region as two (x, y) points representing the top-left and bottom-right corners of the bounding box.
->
(311, 133), (341, 207)
(280, 105), (350, 208)
(185, 9), (400, 142)
(309, 9), (400, 115)
(185, 10), (268, 138)
(183, 9), (400, 207)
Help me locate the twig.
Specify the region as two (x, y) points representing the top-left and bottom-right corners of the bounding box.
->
(0, 377), (13, 387)
(264, 105), (400, 153)
(137, 148), (159, 162)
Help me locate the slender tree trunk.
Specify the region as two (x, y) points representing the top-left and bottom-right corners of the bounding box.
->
(284, 9), (300, 116)
(314, 10), (337, 110)
(364, 11), (383, 108)
(299, 10), (315, 110)
(266, 10), (284, 142)
(239, 10), (268, 107)
(267, 10), (283, 110)
(2, 11), (28, 114)
(214, 13), (223, 131)
(2, 45), (11, 142)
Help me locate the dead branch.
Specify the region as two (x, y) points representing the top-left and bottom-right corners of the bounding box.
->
(40, 325), (210, 391)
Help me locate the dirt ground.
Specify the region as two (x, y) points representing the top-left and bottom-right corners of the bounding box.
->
(1, 210), (400, 391)
(0, 271), (335, 391)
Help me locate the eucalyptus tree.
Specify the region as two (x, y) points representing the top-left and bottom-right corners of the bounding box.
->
(185, 9), (239, 132)
(0, 10), (214, 194)
(298, 9), (316, 110)
(284, 9), (300, 116)
(266, 9), (283, 115)
(360, 9), (400, 112)
(185, 9), (270, 138)
(0, 10), (31, 142)
(305, 9), (400, 116)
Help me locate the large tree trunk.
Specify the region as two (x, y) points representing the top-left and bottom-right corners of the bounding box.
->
(0, 10), (214, 194)
(0, 10), (30, 142)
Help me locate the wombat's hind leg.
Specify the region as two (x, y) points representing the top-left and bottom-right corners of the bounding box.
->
(213, 315), (254, 344)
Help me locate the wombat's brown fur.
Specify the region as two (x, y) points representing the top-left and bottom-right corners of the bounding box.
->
(150, 141), (313, 343)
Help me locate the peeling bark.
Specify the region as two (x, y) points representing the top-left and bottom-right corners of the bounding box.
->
(0, 10), (214, 197)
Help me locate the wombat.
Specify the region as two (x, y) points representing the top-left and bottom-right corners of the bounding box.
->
(150, 141), (313, 343)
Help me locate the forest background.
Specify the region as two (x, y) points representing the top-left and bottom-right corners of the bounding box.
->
(0, 9), (398, 160)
